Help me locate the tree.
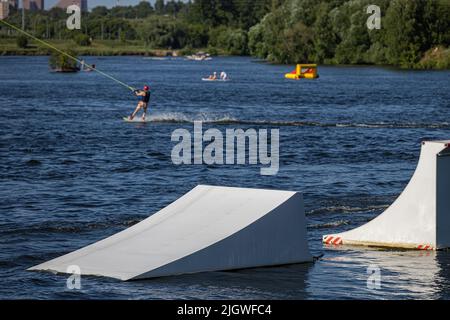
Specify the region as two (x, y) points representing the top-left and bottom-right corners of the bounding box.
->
(209, 27), (248, 55)
(91, 6), (109, 17)
(384, 0), (424, 67)
(135, 1), (154, 18)
(73, 33), (91, 46)
(3, 0), (450, 68)
(135, 16), (187, 49)
(49, 48), (79, 71)
(313, 4), (338, 62)
(186, 24), (208, 48)
(155, 0), (165, 15)
(248, 22), (269, 59)
(281, 22), (314, 63)
(188, 0), (231, 27)
(334, 10), (370, 64)
(16, 35), (28, 49)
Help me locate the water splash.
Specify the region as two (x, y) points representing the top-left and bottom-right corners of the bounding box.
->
(148, 113), (450, 129)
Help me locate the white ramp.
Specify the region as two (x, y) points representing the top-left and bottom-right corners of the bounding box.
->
(323, 140), (450, 250)
(29, 185), (312, 280)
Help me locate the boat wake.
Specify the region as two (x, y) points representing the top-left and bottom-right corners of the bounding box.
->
(148, 113), (450, 129)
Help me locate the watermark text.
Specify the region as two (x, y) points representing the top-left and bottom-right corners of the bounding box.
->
(171, 121), (279, 176)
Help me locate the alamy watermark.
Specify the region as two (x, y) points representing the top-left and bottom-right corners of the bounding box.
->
(171, 122), (279, 176)
(367, 264), (381, 290)
(66, 5), (81, 30)
(66, 4), (381, 31)
(366, 5), (381, 30)
(66, 265), (81, 290)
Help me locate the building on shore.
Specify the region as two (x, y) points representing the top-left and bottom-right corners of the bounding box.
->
(0, 0), (9, 19)
(23, 0), (44, 11)
(54, 0), (88, 12)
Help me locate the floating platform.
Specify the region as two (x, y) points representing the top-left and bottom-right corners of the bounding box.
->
(285, 64), (319, 80)
(323, 140), (450, 250)
(29, 185), (312, 280)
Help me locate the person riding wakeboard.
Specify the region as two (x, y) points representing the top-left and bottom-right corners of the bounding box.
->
(220, 71), (228, 81)
(128, 85), (151, 121)
(208, 72), (217, 80)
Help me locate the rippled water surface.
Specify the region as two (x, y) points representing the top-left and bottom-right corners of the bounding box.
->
(0, 56), (449, 299)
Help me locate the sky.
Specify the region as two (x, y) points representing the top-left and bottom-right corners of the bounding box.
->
(44, 0), (159, 10)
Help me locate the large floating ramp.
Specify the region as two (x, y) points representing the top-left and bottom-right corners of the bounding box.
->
(30, 185), (312, 280)
(324, 140), (450, 250)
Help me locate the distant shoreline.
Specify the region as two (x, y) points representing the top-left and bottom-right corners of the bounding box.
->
(0, 39), (182, 57)
(0, 48), (180, 57)
(1, 41), (449, 70)
(0, 51), (176, 57)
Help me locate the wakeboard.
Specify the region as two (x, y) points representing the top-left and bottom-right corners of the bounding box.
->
(123, 117), (151, 123)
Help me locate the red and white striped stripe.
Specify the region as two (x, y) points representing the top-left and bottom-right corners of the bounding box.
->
(323, 235), (343, 245)
(417, 244), (434, 251)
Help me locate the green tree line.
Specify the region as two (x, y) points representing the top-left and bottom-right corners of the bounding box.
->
(1, 0), (449, 68)
(248, 0), (450, 68)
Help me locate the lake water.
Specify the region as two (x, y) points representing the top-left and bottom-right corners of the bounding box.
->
(0, 56), (449, 299)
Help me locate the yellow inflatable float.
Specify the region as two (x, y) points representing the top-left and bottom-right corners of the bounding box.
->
(285, 64), (319, 80)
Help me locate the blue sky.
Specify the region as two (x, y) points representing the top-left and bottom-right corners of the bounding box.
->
(45, 0), (159, 10)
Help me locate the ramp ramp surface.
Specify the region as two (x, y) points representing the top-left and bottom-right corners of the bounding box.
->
(323, 141), (450, 250)
(30, 185), (312, 280)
